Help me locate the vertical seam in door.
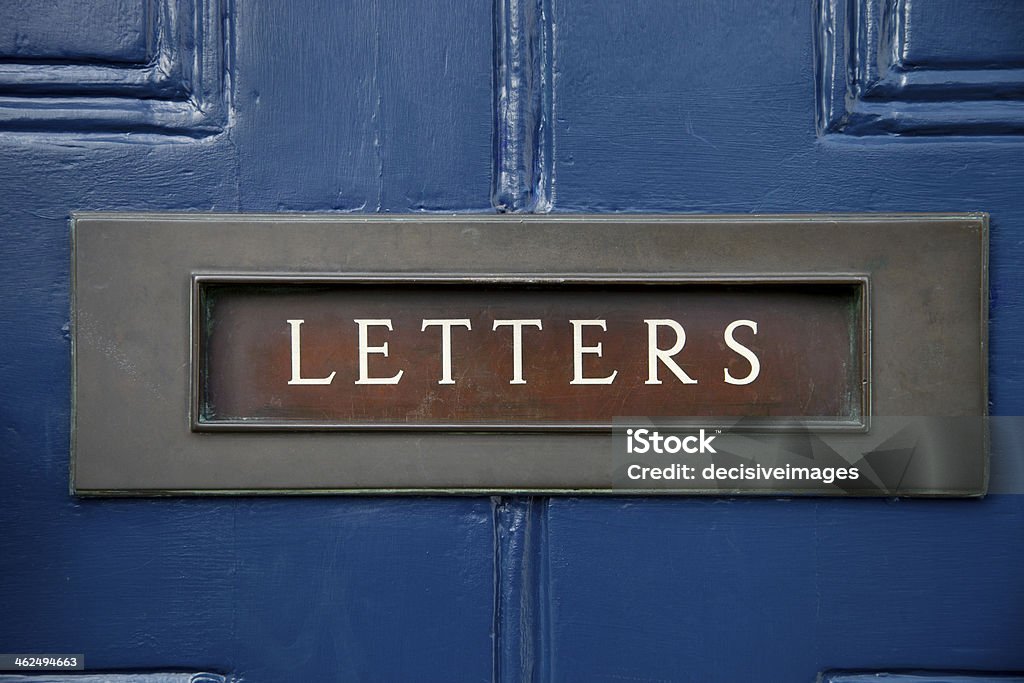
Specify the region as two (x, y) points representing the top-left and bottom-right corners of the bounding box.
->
(492, 0), (555, 213)
(492, 1), (556, 679)
(492, 496), (550, 683)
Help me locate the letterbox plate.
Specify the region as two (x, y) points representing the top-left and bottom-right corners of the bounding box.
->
(71, 214), (988, 496)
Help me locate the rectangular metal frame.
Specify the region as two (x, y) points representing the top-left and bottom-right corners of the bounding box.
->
(70, 213), (987, 496)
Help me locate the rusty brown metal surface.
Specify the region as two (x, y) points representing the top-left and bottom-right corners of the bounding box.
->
(197, 279), (864, 428)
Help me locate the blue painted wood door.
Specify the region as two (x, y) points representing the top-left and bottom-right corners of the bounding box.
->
(1, 1), (1022, 681)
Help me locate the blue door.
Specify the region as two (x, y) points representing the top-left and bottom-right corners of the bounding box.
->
(1, 0), (1022, 681)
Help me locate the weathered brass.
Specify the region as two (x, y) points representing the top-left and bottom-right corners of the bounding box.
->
(71, 213), (987, 496)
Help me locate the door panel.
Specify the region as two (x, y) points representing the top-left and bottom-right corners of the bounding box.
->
(543, 0), (1024, 679)
(231, 1), (494, 212)
(0, 2), (496, 681)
